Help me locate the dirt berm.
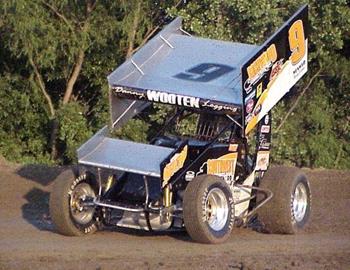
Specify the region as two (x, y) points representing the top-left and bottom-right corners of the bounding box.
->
(0, 160), (349, 270)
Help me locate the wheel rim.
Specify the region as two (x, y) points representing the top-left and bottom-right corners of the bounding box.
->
(204, 188), (229, 231)
(70, 183), (96, 225)
(292, 182), (308, 222)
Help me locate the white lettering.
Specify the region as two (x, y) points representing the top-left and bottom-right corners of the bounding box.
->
(159, 92), (167, 103)
(168, 94), (176, 104)
(183, 96), (190, 107)
(146, 90), (160, 102)
(146, 90), (200, 108)
(177, 95), (184, 106)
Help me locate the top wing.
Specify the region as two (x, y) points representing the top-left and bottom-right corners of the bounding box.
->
(108, 17), (258, 127)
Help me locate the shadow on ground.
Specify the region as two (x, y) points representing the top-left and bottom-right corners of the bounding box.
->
(21, 187), (53, 231)
(17, 164), (64, 186)
(105, 226), (193, 242)
(16, 164), (65, 231)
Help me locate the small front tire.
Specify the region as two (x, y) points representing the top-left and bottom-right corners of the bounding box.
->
(49, 168), (100, 236)
(183, 175), (235, 244)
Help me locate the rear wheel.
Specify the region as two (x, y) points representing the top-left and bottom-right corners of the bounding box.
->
(49, 168), (100, 236)
(258, 166), (311, 234)
(183, 175), (234, 244)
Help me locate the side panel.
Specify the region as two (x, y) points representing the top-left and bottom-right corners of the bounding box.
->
(254, 112), (272, 171)
(109, 90), (150, 129)
(242, 5), (308, 135)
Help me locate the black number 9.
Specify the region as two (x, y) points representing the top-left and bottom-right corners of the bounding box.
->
(174, 63), (234, 82)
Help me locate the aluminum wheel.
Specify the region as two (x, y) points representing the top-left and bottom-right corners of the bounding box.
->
(70, 183), (96, 225)
(204, 188), (229, 231)
(292, 182), (308, 222)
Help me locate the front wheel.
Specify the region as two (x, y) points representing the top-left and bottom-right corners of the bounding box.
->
(49, 168), (100, 236)
(183, 175), (235, 244)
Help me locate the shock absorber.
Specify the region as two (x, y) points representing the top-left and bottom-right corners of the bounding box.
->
(163, 185), (173, 208)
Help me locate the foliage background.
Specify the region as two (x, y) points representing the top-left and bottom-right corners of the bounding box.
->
(0, 0), (349, 169)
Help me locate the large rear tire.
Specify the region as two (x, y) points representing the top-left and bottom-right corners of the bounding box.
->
(183, 175), (235, 244)
(258, 166), (311, 234)
(49, 168), (99, 236)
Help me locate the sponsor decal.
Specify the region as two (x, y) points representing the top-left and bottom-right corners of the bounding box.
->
(244, 90), (256, 104)
(259, 142), (271, 150)
(113, 86), (239, 113)
(68, 173), (88, 196)
(245, 113), (253, 123)
(246, 99), (254, 114)
(228, 144), (238, 152)
(202, 100), (238, 113)
(113, 86), (145, 99)
(261, 125), (270, 133)
(258, 133), (266, 141)
(207, 153), (238, 184)
(232, 172), (255, 217)
(163, 146), (188, 185)
(254, 104), (262, 116)
(185, 171), (195, 181)
(292, 58), (307, 79)
(264, 114), (270, 125)
(269, 59), (284, 81)
(84, 224), (97, 234)
(232, 187), (241, 201)
(256, 82), (263, 98)
(244, 44), (277, 93)
(255, 151), (270, 171)
(147, 90), (200, 108)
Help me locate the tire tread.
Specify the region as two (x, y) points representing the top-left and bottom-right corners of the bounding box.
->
(258, 166), (311, 234)
(49, 168), (97, 236)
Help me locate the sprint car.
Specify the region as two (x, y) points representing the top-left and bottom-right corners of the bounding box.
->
(50, 5), (311, 244)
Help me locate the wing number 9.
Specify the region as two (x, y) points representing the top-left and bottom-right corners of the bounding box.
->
(174, 63), (234, 82)
(288, 19), (306, 65)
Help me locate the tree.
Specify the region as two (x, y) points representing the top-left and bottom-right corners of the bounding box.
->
(0, 0), (180, 163)
(0, 0), (349, 169)
(1, 0), (118, 160)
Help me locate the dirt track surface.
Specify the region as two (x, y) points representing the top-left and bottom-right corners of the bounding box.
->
(0, 160), (349, 270)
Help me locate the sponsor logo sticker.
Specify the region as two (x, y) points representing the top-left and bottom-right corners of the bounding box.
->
(292, 58), (307, 79)
(259, 142), (271, 150)
(246, 99), (254, 114)
(207, 153), (238, 185)
(254, 104), (262, 116)
(244, 90), (256, 104)
(264, 114), (270, 124)
(113, 86), (145, 99)
(261, 125), (270, 133)
(163, 146), (188, 184)
(269, 59), (284, 81)
(228, 144), (238, 152)
(256, 82), (263, 98)
(244, 44), (277, 93)
(255, 151), (270, 171)
(245, 113), (253, 123)
(147, 90), (200, 108)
